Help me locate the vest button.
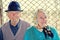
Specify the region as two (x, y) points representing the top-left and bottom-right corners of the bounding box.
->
(14, 39), (16, 40)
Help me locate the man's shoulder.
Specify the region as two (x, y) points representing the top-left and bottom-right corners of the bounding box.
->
(1, 21), (9, 28)
(20, 20), (29, 23)
(20, 20), (30, 25)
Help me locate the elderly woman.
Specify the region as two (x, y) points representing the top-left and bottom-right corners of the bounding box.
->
(24, 9), (60, 40)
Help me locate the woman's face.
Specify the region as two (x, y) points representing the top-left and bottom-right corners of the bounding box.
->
(7, 11), (21, 21)
(37, 12), (47, 28)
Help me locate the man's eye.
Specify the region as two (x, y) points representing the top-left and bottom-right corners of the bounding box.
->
(45, 16), (47, 18)
(40, 17), (43, 19)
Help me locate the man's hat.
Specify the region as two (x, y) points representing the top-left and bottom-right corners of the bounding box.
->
(5, 1), (23, 12)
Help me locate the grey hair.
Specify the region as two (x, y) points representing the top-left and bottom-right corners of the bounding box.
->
(35, 9), (45, 18)
(34, 9), (46, 25)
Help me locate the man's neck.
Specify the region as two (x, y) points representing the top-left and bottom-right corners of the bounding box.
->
(11, 20), (19, 27)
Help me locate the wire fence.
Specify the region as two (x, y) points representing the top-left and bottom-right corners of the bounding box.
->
(0, 0), (60, 35)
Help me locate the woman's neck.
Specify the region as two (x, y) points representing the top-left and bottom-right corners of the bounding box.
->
(36, 24), (43, 32)
(37, 24), (42, 29)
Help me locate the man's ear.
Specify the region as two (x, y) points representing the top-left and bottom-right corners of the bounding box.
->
(6, 13), (8, 17)
(6, 12), (10, 18)
(19, 13), (21, 17)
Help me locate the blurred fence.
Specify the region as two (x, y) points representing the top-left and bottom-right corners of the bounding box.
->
(0, 0), (60, 35)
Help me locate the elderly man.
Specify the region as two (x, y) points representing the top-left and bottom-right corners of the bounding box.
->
(0, 1), (30, 40)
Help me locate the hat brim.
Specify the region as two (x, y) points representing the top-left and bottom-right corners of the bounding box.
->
(5, 10), (23, 12)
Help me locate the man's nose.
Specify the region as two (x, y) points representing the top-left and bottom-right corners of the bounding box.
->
(12, 13), (16, 16)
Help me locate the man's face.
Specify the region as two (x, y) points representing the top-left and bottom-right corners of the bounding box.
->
(7, 11), (21, 21)
(37, 12), (47, 28)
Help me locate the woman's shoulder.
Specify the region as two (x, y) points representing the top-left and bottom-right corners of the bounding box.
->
(26, 26), (36, 31)
(47, 25), (57, 32)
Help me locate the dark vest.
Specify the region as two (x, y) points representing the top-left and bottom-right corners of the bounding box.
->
(1, 20), (30, 40)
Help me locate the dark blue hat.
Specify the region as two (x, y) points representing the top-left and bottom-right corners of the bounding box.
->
(5, 1), (23, 12)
